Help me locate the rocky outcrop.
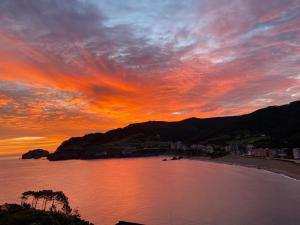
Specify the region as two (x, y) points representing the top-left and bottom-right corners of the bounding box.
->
(22, 149), (49, 159)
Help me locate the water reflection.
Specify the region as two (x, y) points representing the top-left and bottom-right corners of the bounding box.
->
(0, 157), (299, 225)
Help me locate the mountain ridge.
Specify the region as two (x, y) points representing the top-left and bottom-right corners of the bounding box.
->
(48, 100), (300, 161)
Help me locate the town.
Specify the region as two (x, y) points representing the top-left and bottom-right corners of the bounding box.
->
(169, 141), (300, 161)
(118, 140), (300, 162)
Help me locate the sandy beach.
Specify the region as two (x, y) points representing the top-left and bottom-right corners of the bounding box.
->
(191, 155), (300, 180)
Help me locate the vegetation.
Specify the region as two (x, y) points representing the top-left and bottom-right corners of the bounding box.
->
(48, 101), (300, 160)
(20, 190), (72, 214)
(0, 190), (93, 225)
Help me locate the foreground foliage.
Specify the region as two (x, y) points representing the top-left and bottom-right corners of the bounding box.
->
(20, 190), (72, 214)
(0, 190), (94, 225)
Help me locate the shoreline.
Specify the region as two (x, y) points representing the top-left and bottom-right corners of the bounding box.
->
(6, 153), (300, 180)
(188, 155), (300, 180)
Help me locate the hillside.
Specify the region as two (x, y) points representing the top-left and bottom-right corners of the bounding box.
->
(48, 101), (300, 160)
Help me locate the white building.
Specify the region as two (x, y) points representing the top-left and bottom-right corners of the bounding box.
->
(190, 144), (205, 151)
(204, 146), (213, 154)
(170, 141), (188, 151)
(293, 148), (300, 160)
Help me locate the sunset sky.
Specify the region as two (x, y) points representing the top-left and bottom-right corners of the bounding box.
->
(1, 0), (300, 154)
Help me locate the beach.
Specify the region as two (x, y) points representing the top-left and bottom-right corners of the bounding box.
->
(191, 155), (300, 180)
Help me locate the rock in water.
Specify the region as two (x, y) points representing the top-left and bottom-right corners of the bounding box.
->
(22, 149), (49, 159)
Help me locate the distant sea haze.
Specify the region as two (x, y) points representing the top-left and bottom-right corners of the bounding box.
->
(1, 157), (300, 225)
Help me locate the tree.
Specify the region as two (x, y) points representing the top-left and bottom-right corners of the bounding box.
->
(20, 190), (73, 214)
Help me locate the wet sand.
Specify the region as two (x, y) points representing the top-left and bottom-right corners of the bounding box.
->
(191, 155), (300, 180)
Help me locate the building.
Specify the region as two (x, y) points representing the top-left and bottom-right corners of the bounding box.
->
(170, 141), (188, 151)
(224, 145), (232, 152)
(245, 144), (255, 152)
(247, 148), (269, 158)
(293, 148), (300, 160)
(190, 144), (205, 151)
(94, 152), (107, 157)
(270, 148), (289, 158)
(204, 145), (214, 154)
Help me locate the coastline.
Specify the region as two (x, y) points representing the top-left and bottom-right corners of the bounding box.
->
(189, 155), (300, 180)
(7, 152), (300, 180)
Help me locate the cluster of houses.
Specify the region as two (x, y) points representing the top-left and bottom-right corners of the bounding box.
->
(246, 147), (300, 160)
(119, 140), (300, 160)
(169, 141), (300, 160)
(170, 142), (215, 154)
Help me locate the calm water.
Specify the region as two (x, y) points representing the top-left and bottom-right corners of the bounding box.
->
(0, 155), (300, 225)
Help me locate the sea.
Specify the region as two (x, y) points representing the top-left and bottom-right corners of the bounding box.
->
(0, 155), (300, 225)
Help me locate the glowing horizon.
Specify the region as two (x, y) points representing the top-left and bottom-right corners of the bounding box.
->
(1, 0), (300, 154)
